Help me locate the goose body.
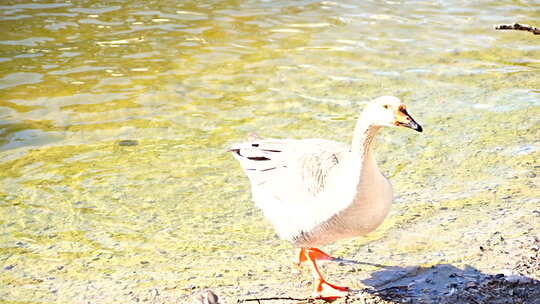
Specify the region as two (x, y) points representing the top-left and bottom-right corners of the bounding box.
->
(229, 96), (422, 299)
(230, 134), (392, 247)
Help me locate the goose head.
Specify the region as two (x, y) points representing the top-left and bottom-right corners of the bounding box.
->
(364, 96), (423, 132)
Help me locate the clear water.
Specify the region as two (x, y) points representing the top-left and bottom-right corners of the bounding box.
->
(0, 1), (539, 302)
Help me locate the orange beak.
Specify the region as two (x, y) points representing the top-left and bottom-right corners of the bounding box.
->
(395, 106), (423, 132)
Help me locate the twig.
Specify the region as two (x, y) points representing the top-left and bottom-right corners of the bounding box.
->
(494, 23), (540, 35)
(374, 285), (408, 293)
(238, 296), (315, 303)
(239, 289), (368, 303)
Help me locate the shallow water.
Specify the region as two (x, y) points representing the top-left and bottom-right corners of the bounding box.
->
(0, 1), (539, 303)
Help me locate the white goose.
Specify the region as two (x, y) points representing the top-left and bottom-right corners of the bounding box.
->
(229, 96), (422, 300)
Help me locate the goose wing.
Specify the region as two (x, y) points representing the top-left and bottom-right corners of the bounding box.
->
(230, 138), (349, 198)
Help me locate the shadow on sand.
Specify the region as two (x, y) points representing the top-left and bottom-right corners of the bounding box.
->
(357, 263), (540, 304)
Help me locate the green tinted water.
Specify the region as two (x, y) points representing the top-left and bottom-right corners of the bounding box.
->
(0, 1), (539, 303)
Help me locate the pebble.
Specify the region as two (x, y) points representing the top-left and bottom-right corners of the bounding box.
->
(193, 290), (220, 304)
(504, 275), (533, 284)
(118, 139), (139, 146)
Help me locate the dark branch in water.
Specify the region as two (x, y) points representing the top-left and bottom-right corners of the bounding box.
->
(494, 23), (540, 35)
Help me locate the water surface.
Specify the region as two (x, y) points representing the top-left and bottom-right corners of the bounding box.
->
(0, 1), (539, 302)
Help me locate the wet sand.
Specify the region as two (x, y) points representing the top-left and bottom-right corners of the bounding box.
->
(193, 233), (539, 304)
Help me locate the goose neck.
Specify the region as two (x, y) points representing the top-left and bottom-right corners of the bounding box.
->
(351, 116), (380, 158)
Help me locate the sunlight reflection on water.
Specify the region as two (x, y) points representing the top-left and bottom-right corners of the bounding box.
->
(0, 0), (538, 302)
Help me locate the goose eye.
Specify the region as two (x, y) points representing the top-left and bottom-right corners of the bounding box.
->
(383, 104), (389, 109)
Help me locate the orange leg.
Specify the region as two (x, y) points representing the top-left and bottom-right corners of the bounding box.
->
(298, 248), (349, 300)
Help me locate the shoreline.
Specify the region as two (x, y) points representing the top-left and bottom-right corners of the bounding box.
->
(194, 232), (540, 304)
